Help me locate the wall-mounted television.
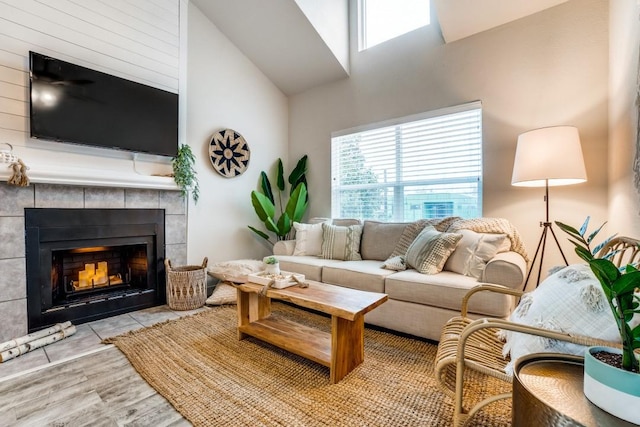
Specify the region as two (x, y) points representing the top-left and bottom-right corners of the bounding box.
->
(29, 51), (178, 157)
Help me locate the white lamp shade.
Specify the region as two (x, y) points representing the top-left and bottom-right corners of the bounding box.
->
(511, 126), (587, 187)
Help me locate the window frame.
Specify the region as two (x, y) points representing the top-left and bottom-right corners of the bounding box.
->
(331, 101), (483, 222)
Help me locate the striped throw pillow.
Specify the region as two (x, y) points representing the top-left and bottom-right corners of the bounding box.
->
(320, 223), (363, 261)
(405, 226), (462, 274)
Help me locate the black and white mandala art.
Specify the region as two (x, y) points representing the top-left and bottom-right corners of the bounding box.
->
(209, 129), (250, 178)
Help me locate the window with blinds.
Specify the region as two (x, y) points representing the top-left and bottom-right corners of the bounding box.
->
(331, 102), (482, 222)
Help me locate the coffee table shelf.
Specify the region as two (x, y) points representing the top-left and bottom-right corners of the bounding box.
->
(236, 280), (387, 383)
(238, 315), (332, 367)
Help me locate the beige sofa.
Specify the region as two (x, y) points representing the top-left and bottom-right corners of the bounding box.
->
(273, 218), (528, 341)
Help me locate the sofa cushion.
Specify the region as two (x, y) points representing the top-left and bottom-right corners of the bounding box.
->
(321, 260), (394, 293)
(276, 255), (343, 282)
(292, 221), (326, 256)
(382, 255), (407, 271)
(405, 226), (462, 274)
(444, 229), (508, 279)
(384, 270), (515, 318)
(360, 221), (408, 261)
(321, 223), (363, 261)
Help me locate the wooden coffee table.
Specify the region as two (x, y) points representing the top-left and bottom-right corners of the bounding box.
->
(236, 280), (388, 384)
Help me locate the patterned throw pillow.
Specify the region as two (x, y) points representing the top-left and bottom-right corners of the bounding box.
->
(388, 217), (461, 259)
(320, 223), (363, 261)
(405, 226), (462, 274)
(382, 255), (407, 271)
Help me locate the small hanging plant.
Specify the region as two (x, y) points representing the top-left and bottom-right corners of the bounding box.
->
(172, 144), (200, 204)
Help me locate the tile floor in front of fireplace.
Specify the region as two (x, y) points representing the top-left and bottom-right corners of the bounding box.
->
(0, 304), (210, 381)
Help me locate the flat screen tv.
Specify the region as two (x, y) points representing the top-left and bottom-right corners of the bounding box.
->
(29, 51), (178, 157)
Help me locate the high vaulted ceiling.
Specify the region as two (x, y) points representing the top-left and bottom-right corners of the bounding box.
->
(190, 0), (571, 96)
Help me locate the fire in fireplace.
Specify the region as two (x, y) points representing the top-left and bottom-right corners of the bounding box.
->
(25, 208), (166, 332)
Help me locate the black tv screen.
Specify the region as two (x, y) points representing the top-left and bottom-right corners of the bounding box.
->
(29, 51), (178, 157)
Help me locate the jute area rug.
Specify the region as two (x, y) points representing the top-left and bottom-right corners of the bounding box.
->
(105, 303), (511, 426)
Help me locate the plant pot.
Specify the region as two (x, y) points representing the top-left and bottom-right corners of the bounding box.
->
(263, 263), (280, 275)
(584, 346), (640, 424)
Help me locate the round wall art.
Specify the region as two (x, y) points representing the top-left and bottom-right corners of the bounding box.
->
(209, 128), (250, 178)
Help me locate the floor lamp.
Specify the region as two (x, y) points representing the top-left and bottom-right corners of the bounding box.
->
(511, 126), (587, 289)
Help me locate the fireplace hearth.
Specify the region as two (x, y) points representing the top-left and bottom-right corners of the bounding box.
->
(25, 208), (166, 332)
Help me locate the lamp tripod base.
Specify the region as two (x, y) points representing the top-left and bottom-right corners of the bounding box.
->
(523, 221), (568, 290)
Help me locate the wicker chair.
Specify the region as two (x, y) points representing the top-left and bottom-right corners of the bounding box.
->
(433, 236), (640, 427)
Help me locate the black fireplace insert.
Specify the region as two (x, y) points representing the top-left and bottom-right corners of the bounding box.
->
(25, 208), (166, 332)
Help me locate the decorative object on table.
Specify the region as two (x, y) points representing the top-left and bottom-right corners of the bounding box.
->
(556, 217), (640, 424)
(248, 155), (308, 245)
(171, 144), (199, 203)
(0, 321), (76, 362)
(247, 270), (305, 290)
(2, 143), (30, 187)
(262, 256), (280, 275)
(164, 257), (208, 311)
(511, 126), (587, 288)
(209, 128), (250, 178)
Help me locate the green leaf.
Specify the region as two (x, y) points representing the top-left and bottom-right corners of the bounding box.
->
(247, 226), (271, 242)
(276, 212), (292, 237)
(555, 221), (583, 240)
(251, 191), (275, 221)
(264, 216), (279, 233)
(611, 270), (640, 295)
(288, 155), (308, 186)
(276, 159), (285, 192)
(586, 221), (607, 244)
(260, 172), (274, 204)
(285, 183), (308, 223)
(590, 258), (620, 284)
(578, 216), (590, 236)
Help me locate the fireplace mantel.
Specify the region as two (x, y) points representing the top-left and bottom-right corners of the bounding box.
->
(0, 161), (179, 190)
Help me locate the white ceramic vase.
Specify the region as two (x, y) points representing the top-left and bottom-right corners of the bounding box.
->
(583, 346), (640, 424)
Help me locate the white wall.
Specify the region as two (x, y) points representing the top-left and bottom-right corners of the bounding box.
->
(185, 3), (289, 264)
(608, 0), (640, 236)
(0, 0), (181, 182)
(289, 0), (609, 280)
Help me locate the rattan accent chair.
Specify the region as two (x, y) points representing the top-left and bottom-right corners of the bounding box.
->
(434, 236), (639, 427)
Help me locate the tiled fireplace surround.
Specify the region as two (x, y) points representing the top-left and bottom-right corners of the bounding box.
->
(0, 183), (188, 342)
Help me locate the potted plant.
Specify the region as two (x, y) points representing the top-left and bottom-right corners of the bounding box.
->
(248, 155), (308, 245)
(262, 256), (280, 275)
(556, 217), (640, 424)
(172, 144), (200, 204)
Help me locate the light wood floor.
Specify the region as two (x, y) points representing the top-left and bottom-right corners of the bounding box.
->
(0, 346), (190, 426)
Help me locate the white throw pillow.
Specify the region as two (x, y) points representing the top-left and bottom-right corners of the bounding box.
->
(382, 255), (407, 271)
(444, 230), (507, 278)
(293, 221), (326, 256)
(207, 259), (264, 283)
(501, 264), (632, 375)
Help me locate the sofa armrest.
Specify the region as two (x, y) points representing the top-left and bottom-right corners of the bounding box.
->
(273, 240), (296, 256)
(482, 251), (526, 290)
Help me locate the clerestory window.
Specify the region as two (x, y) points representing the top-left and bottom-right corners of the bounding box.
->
(358, 0), (431, 51)
(331, 102), (483, 222)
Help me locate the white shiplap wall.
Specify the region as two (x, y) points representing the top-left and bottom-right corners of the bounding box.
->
(0, 0), (181, 188)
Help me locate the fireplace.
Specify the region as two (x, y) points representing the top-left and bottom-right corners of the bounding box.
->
(25, 208), (166, 332)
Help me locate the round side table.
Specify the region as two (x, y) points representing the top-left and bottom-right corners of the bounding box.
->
(512, 353), (636, 427)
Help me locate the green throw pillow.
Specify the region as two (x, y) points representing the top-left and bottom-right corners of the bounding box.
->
(321, 223), (363, 261)
(405, 226), (462, 274)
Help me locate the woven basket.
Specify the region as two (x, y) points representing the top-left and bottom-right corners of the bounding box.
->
(165, 257), (208, 311)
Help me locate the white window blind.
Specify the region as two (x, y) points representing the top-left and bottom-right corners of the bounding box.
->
(331, 102), (482, 222)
